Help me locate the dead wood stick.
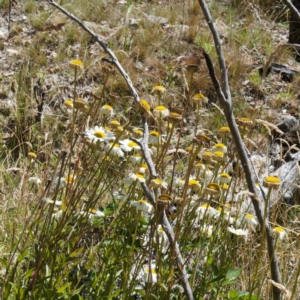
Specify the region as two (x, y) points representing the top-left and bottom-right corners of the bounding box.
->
(197, 1), (282, 299)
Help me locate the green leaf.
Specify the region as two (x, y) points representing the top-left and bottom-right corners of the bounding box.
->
(17, 248), (28, 262)
(0, 258), (8, 268)
(57, 283), (71, 293)
(24, 268), (36, 280)
(229, 290), (239, 299)
(70, 247), (84, 258)
(226, 268), (241, 281)
(206, 256), (213, 266)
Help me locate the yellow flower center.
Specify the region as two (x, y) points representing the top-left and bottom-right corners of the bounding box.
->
(155, 106), (167, 111)
(140, 99), (150, 111)
(213, 151), (224, 157)
(94, 131), (106, 138)
(215, 143), (226, 148)
(159, 194), (172, 201)
(128, 141), (138, 147)
(64, 100), (73, 108)
(65, 175), (76, 183)
(138, 164), (148, 168)
(103, 104), (113, 110)
(154, 179), (163, 184)
(89, 209), (97, 214)
(207, 183), (221, 191)
(138, 200), (147, 204)
(220, 173), (230, 178)
(169, 112), (180, 117)
(109, 143), (119, 148)
(70, 59), (83, 68)
(154, 85), (165, 90)
(201, 204), (211, 208)
(196, 134), (211, 142)
(28, 152), (37, 158)
(110, 120), (120, 125)
(150, 131), (159, 137)
(222, 184), (229, 190)
(203, 151), (212, 156)
(264, 176), (280, 183)
(274, 226), (285, 233)
(145, 268), (157, 274)
(193, 93), (205, 99)
(219, 126), (230, 131)
(136, 173), (145, 179)
(245, 214), (254, 219)
(189, 180), (199, 186)
(134, 129), (143, 134)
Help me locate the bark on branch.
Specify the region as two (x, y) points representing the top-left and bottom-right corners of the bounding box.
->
(197, 1), (282, 299)
(283, 0), (300, 21)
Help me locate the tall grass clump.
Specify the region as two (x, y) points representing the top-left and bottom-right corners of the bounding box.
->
(0, 0), (299, 299)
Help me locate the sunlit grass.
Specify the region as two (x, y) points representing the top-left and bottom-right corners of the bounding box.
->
(0, 0), (299, 299)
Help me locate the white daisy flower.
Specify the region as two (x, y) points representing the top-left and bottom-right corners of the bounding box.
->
(80, 209), (105, 219)
(100, 104), (114, 116)
(200, 224), (213, 237)
(149, 178), (168, 189)
(43, 198), (62, 206)
(196, 204), (220, 219)
(174, 177), (185, 188)
(51, 208), (63, 219)
(217, 173), (231, 184)
(199, 169), (213, 182)
(128, 172), (146, 183)
(188, 179), (201, 192)
(153, 106), (170, 118)
(212, 143), (227, 154)
(152, 85), (166, 96)
(143, 266), (158, 284)
(149, 131), (160, 145)
(119, 139), (141, 152)
(104, 142), (124, 157)
(272, 226), (287, 240)
(135, 164), (149, 175)
(85, 126), (115, 144)
(130, 200), (153, 213)
(227, 227), (248, 236)
(149, 146), (158, 156)
(129, 153), (143, 165)
(241, 213), (259, 226)
(113, 190), (126, 201)
(28, 177), (42, 185)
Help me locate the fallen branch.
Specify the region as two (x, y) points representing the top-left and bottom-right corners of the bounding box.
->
(197, 1), (282, 299)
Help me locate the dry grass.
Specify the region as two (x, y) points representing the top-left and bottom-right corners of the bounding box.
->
(0, 0), (299, 299)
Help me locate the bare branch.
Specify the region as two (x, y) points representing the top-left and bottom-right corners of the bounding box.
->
(283, 0), (300, 21)
(196, 0), (231, 100)
(197, 1), (282, 299)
